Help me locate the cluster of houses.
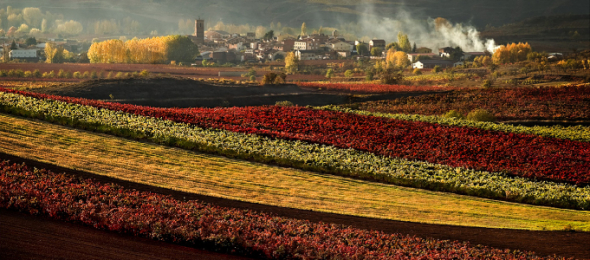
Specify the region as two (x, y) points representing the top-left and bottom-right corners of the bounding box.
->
(0, 37), (81, 62)
(1, 18), (490, 69)
(192, 21), (487, 68)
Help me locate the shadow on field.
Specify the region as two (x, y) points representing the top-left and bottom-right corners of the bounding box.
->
(32, 77), (442, 108)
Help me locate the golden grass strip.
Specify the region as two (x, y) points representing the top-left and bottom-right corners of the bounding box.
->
(1, 113), (589, 231)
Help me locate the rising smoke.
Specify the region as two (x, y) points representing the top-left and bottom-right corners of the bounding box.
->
(355, 2), (498, 53)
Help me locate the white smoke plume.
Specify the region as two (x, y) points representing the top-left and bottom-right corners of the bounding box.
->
(355, 3), (498, 53)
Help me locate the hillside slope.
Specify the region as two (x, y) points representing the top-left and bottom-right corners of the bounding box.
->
(2, 0), (588, 29)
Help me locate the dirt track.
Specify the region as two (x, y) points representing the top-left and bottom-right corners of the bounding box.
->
(1, 152), (589, 259)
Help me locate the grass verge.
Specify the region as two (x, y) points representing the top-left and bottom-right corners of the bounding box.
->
(1, 113), (589, 232)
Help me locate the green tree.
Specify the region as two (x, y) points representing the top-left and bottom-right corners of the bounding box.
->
(412, 42), (417, 53)
(397, 32), (411, 52)
(263, 30), (274, 41)
(370, 47), (382, 57)
(356, 43), (369, 56)
(365, 70), (374, 81)
(25, 37), (36, 46)
(166, 35), (200, 63)
(386, 42), (400, 51)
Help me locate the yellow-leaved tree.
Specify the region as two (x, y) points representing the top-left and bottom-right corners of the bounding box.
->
(285, 52), (299, 74)
(492, 42), (531, 64)
(87, 35), (198, 64)
(385, 49), (410, 69)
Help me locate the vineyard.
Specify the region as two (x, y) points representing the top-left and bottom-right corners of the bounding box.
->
(347, 84), (590, 121)
(1, 79), (590, 258)
(1, 88), (590, 211)
(5, 87), (589, 185)
(0, 160), (571, 259)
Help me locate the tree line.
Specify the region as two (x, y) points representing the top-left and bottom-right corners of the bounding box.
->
(87, 35), (199, 64)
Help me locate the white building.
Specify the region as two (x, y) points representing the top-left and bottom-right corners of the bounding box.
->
(9, 49), (38, 59)
(295, 50), (323, 60)
(331, 41), (353, 52)
(412, 60), (453, 69)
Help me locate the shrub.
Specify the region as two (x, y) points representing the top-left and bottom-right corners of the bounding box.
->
(24, 71), (33, 78)
(365, 70), (374, 81)
(380, 69), (403, 85)
(0, 70), (5, 77)
(139, 70), (150, 78)
(32, 69), (41, 78)
(344, 70), (354, 78)
(115, 72), (124, 78)
(106, 71), (113, 79)
(47, 71), (56, 78)
(275, 100), (294, 107)
(261, 73), (278, 85)
(73, 72), (81, 79)
(482, 79), (493, 88)
(82, 71), (90, 79)
(64, 71), (72, 79)
(57, 69), (66, 78)
(444, 110), (464, 119)
(90, 71), (98, 79)
(273, 76), (285, 84)
(467, 109), (496, 122)
(413, 68), (422, 75)
(14, 69), (26, 77)
(433, 65), (441, 73)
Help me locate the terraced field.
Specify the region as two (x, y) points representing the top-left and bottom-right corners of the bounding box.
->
(3, 113), (589, 231)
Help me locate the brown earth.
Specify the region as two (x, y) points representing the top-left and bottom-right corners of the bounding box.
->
(0, 152), (589, 259)
(28, 77), (444, 108)
(0, 209), (254, 260)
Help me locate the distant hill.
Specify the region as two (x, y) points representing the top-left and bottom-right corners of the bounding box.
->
(3, 0), (589, 29)
(481, 14), (590, 51)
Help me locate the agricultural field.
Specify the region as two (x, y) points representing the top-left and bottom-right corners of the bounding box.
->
(346, 84), (590, 123)
(1, 70), (590, 259)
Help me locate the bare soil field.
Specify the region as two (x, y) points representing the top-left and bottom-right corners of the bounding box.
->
(1, 152), (588, 259)
(30, 77), (441, 108)
(0, 209), (253, 260)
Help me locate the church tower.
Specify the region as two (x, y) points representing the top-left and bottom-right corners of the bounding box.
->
(194, 19), (205, 44)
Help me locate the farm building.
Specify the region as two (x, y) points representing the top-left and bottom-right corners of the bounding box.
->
(407, 53), (439, 62)
(295, 50), (324, 60)
(9, 49), (38, 60)
(369, 39), (386, 51)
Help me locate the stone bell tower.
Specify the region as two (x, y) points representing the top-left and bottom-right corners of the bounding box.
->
(194, 19), (205, 44)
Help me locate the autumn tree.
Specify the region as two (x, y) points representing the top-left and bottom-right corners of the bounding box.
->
(45, 41), (64, 63)
(285, 52), (299, 74)
(492, 42), (531, 64)
(385, 49), (410, 69)
(301, 22), (307, 36)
